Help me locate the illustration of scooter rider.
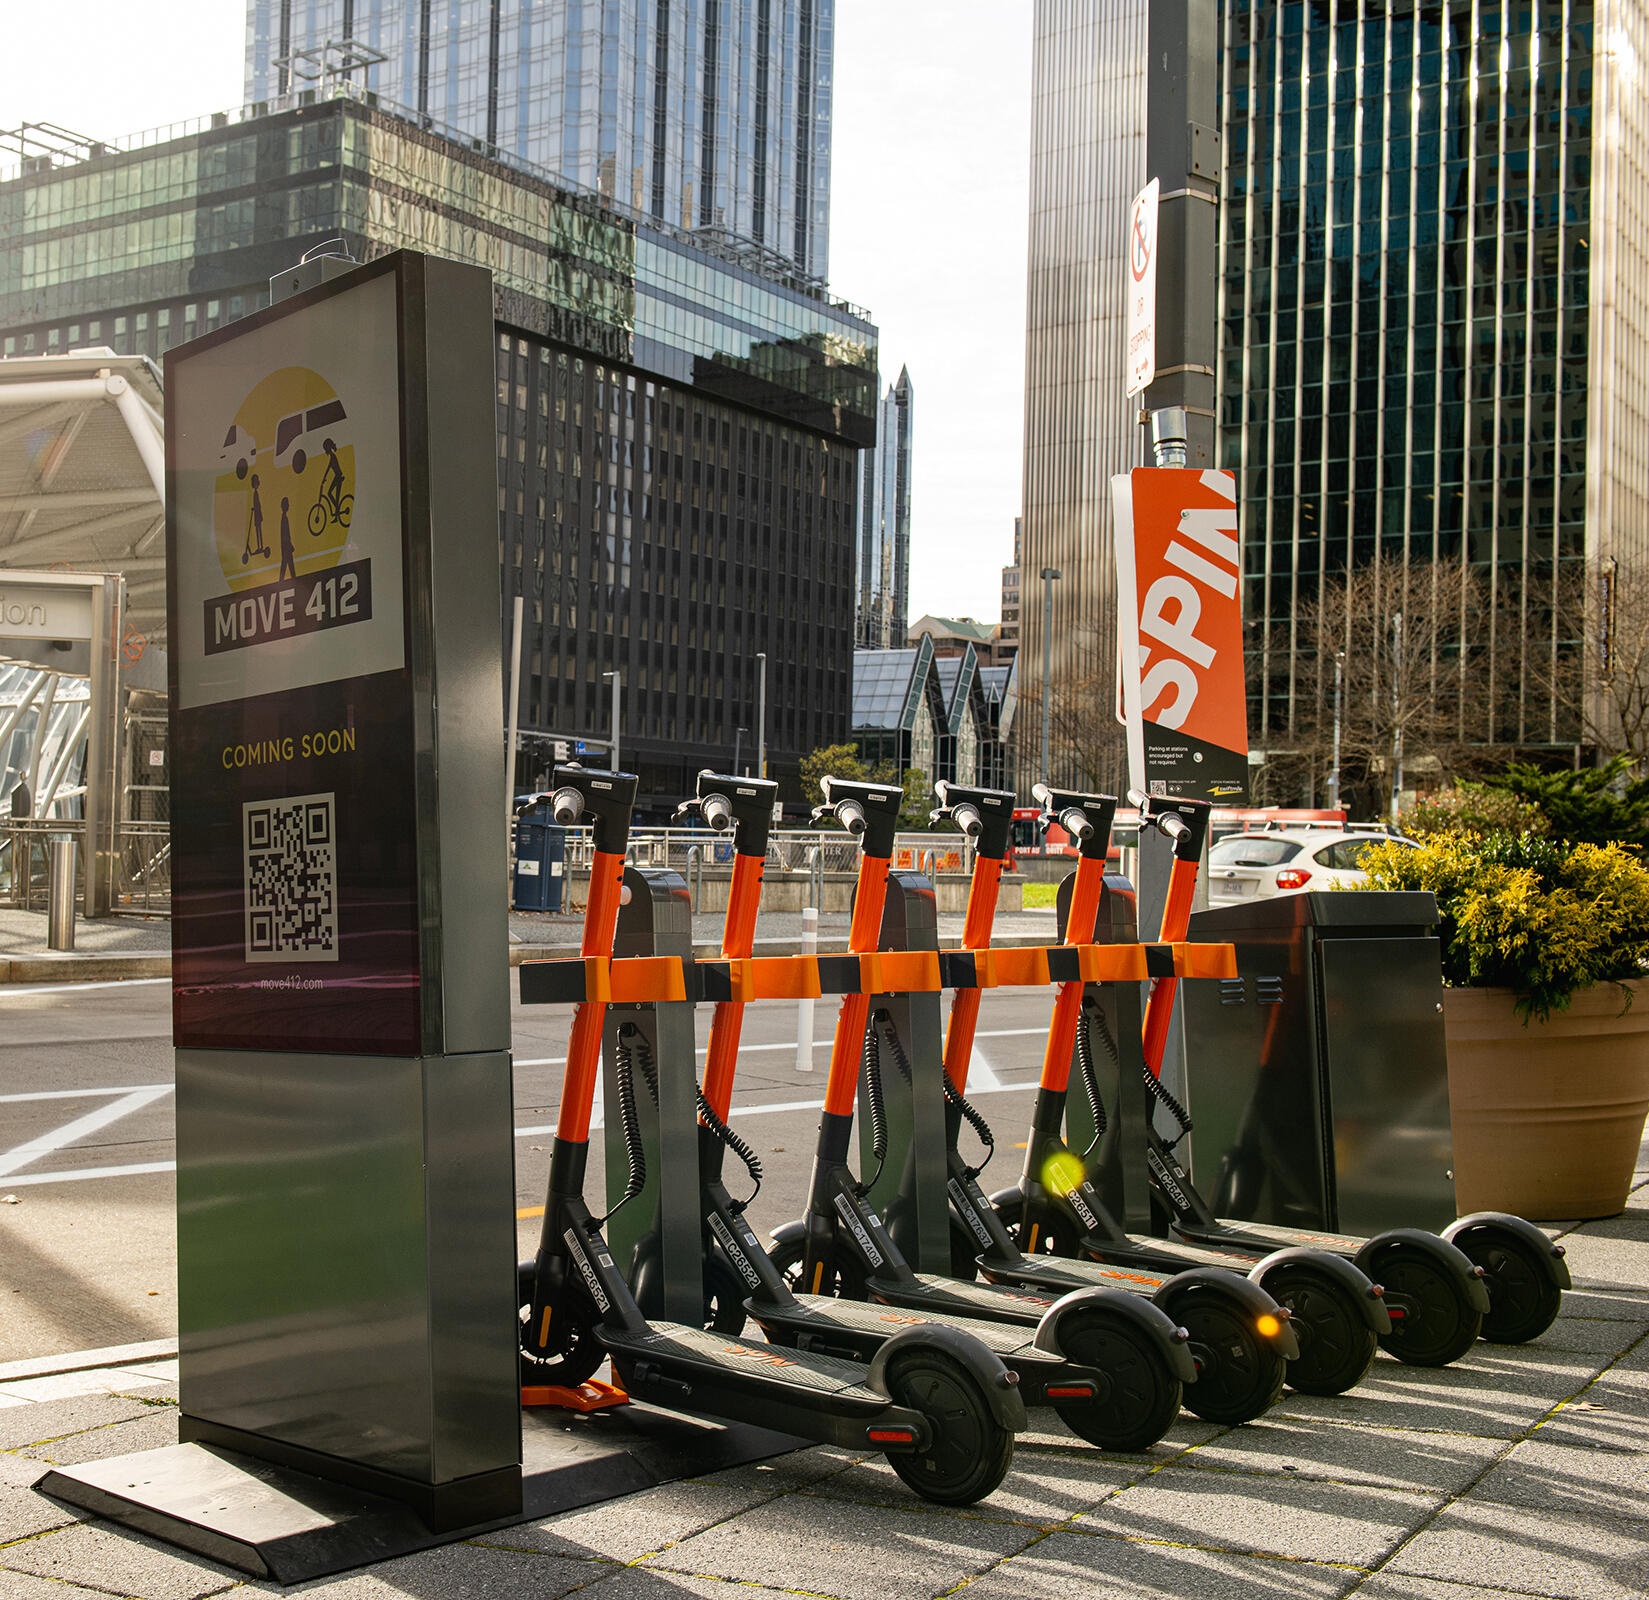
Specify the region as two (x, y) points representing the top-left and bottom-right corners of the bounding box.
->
(277, 498), (297, 583)
(242, 474), (271, 566)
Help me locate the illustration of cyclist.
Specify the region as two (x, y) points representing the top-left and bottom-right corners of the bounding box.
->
(243, 474), (271, 566)
(307, 438), (354, 537)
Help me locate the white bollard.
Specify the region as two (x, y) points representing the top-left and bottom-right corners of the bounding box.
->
(796, 904), (818, 1071)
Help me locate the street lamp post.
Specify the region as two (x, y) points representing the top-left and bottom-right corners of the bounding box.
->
(1039, 567), (1062, 787)
(756, 652), (767, 779)
(734, 725), (749, 776)
(1328, 650), (1344, 815)
(604, 669), (621, 773)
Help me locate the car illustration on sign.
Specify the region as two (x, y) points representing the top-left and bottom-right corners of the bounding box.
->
(272, 397), (348, 474)
(218, 424), (258, 480)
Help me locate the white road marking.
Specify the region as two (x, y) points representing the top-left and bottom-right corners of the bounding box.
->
(968, 1047), (1002, 1089)
(0, 1161), (176, 1187)
(0, 1085), (171, 1104)
(0, 1087), (173, 1180)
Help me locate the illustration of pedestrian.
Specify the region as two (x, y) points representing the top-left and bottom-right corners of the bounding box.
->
(278, 497), (297, 582)
(243, 474), (270, 566)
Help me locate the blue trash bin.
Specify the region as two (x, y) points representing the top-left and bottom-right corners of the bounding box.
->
(512, 807), (565, 912)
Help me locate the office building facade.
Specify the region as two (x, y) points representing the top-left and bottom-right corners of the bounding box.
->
(1000, 516), (1021, 654)
(1017, 0), (1147, 796)
(1022, 0), (1648, 799)
(0, 89), (877, 809)
(245, 0), (835, 282)
(854, 364), (912, 648)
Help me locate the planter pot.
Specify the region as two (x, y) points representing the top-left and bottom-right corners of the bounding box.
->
(1444, 978), (1649, 1220)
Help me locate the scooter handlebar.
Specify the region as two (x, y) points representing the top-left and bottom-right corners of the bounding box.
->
(1133, 791), (1211, 862)
(549, 763), (639, 855)
(929, 781), (1015, 860)
(685, 770), (778, 855)
(1031, 784), (1116, 862)
(814, 775), (903, 859)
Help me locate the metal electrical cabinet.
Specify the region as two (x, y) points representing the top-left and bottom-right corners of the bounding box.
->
(1181, 890), (1456, 1236)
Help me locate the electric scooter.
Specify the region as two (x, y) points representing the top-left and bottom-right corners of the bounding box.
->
(768, 778), (1299, 1428)
(1067, 790), (1567, 1360)
(518, 764), (1026, 1506)
(674, 769), (1195, 1451)
(926, 783), (1388, 1397)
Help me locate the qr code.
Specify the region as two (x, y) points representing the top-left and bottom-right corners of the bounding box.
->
(243, 793), (339, 962)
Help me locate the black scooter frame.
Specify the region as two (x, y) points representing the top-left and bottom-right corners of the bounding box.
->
(520, 765), (1026, 1507)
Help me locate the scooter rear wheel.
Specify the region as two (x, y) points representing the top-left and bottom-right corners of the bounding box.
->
(1052, 1311), (1183, 1451)
(1262, 1265), (1379, 1396)
(1454, 1230), (1562, 1345)
(1377, 1249), (1483, 1366)
(518, 1262), (606, 1388)
(704, 1250), (749, 1336)
(1161, 1286), (1287, 1423)
(882, 1348), (1014, 1505)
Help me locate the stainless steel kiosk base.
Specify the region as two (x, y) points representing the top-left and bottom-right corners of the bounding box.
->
(40, 1405), (805, 1585)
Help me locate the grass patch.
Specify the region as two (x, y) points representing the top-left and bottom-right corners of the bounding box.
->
(1021, 881), (1058, 908)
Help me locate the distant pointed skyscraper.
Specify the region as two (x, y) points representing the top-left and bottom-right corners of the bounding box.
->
(856, 367), (913, 648)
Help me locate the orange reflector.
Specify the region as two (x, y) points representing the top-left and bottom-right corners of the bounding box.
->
(868, 1429), (916, 1444)
(1256, 1314), (1281, 1338)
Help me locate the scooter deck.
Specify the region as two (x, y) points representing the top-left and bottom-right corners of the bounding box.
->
(867, 1273), (1064, 1324)
(977, 1252), (1184, 1296)
(753, 1294), (1050, 1362)
(600, 1323), (886, 1404)
(1175, 1220), (1362, 1258)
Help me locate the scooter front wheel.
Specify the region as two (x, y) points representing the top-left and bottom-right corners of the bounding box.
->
(518, 1261), (606, 1388)
(882, 1348), (1014, 1505)
(992, 1194), (1083, 1259)
(1378, 1249), (1483, 1367)
(1264, 1265), (1379, 1396)
(1053, 1311), (1182, 1451)
(1163, 1288), (1287, 1424)
(1454, 1230), (1562, 1345)
(767, 1235), (869, 1300)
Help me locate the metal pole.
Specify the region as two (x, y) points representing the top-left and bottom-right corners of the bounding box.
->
(608, 669), (622, 772)
(1329, 651), (1344, 814)
(505, 593), (523, 858)
(734, 726), (746, 777)
(1390, 611), (1404, 825)
(756, 652), (767, 779)
(47, 837), (75, 950)
(1039, 566), (1061, 785)
(795, 903), (818, 1071)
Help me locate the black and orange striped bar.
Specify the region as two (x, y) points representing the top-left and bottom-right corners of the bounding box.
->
(519, 938), (1235, 1009)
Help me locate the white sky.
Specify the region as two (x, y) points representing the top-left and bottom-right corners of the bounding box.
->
(1, 0), (1031, 624)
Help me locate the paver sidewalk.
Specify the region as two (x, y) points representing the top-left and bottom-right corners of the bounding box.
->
(3, 1152), (1646, 1598)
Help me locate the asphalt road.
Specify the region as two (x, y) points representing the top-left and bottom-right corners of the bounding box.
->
(0, 978), (1051, 1362)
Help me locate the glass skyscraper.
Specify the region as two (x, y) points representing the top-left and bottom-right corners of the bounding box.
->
(1021, 0), (1649, 798)
(855, 365), (913, 648)
(245, 0), (834, 282)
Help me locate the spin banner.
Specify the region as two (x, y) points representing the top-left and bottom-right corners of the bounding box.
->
(1113, 467), (1250, 802)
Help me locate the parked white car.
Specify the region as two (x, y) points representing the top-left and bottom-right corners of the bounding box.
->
(1205, 828), (1418, 906)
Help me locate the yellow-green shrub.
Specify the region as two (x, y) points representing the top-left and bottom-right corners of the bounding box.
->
(1352, 833), (1649, 1020)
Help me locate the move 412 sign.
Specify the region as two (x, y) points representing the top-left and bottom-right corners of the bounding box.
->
(1113, 468), (1250, 803)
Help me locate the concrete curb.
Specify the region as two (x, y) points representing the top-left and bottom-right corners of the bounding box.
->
(0, 1337), (178, 1384)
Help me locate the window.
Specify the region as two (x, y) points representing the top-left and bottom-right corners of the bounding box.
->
(1208, 837), (1302, 867)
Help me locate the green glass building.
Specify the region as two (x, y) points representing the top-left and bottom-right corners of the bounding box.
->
(0, 90), (878, 807)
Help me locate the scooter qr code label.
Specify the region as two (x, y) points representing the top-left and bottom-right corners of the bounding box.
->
(243, 793), (339, 963)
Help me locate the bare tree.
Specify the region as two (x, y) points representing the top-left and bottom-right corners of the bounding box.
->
(1520, 557), (1649, 770)
(1279, 553), (1501, 818)
(1044, 625), (1129, 796)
